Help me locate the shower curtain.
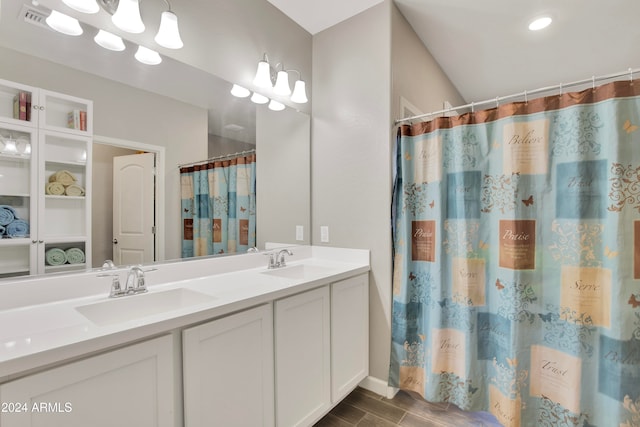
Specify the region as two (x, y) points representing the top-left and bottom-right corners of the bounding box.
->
(180, 153), (256, 257)
(389, 79), (640, 427)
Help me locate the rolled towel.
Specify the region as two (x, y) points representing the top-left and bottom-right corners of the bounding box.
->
(65, 247), (85, 264)
(45, 247), (67, 266)
(5, 219), (29, 237)
(46, 181), (66, 195)
(65, 184), (85, 197)
(49, 170), (77, 186)
(0, 205), (17, 226)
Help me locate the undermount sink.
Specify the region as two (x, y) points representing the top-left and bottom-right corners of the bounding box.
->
(75, 288), (216, 326)
(261, 264), (333, 280)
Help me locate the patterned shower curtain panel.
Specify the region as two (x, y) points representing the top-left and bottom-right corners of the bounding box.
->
(389, 80), (640, 427)
(180, 154), (256, 257)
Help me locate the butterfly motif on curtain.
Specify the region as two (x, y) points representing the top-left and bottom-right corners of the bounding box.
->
(240, 206), (246, 212)
(409, 272), (416, 281)
(522, 195), (534, 207)
(624, 119), (638, 133)
(479, 240), (489, 250)
(492, 140), (500, 149)
(628, 294), (640, 308)
(506, 357), (518, 367)
(429, 200), (435, 209)
(405, 152), (412, 161)
(495, 279), (505, 290)
(604, 246), (619, 258)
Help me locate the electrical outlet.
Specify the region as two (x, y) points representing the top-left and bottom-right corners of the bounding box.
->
(320, 226), (329, 243)
(296, 225), (304, 241)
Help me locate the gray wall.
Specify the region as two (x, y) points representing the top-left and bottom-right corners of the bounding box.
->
(0, 46), (208, 261)
(312, 2), (393, 383)
(257, 106), (311, 248)
(312, 1), (465, 386)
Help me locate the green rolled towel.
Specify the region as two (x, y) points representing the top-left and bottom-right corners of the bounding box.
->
(45, 247), (67, 266)
(65, 247), (85, 264)
(65, 184), (85, 197)
(46, 182), (65, 195)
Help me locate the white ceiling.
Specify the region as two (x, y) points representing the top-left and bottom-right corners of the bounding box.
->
(267, 0), (640, 103)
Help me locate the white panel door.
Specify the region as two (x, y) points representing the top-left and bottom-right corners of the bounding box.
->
(331, 273), (369, 402)
(183, 304), (274, 427)
(275, 286), (331, 427)
(0, 335), (176, 427)
(113, 152), (154, 265)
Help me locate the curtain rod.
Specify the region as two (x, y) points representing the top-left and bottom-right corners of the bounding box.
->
(395, 67), (640, 125)
(178, 148), (256, 169)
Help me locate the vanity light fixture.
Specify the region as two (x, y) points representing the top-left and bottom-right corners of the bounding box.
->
(230, 84), (251, 98)
(112, 0), (145, 34)
(134, 45), (162, 65)
(154, 0), (183, 49)
(528, 16), (552, 31)
(250, 92), (269, 104)
(46, 10), (83, 36)
(62, 0), (99, 14)
(252, 54), (309, 104)
(94, 29), (126, 51)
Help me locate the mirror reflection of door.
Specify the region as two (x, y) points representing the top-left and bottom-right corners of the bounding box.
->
(113, 153), (155, 266)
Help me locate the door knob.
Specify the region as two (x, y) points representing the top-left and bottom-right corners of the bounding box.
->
(113, 238), (118, 244)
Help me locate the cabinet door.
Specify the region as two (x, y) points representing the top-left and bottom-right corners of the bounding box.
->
(0, 122), (37, 277)
(331, 273), (369, 402)
(183, 304), (274, 427)
(275, 286), (331, 427)
(38, 89), (93, 135)
(0, 335), (177, 427)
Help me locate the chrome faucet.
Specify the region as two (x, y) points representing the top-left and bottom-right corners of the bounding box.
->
(125, 266), (147, 294)
(277, 249), (293, 267)
(265, 249), (293, 269)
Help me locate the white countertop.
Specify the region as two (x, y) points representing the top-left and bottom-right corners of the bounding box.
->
(0, 246), (370, 381)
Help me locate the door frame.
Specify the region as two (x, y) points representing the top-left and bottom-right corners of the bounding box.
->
(93, 135), (166, 263)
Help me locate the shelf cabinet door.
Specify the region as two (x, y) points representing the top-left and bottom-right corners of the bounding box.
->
(183, 304), (274, 427)
(38, 89), (92, 135)
(0, 121), (37, 277)
(0, 335), (177, 427)
(331, 273), (369, 403)
(275, 286), (331, 427)
(0, 79), (37, 128)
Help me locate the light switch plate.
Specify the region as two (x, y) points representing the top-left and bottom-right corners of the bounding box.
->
(320, 226), (329, 243)
(296, 225), (304, 241)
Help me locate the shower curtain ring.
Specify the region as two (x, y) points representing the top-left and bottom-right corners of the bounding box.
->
(559, 83), (563, 96)
(524, 90), (528, 104)
(630, 68), (634, 85)
(495, 96), (500, 108)
(592, 75), (596, 90)
(471, 102), (474, 113)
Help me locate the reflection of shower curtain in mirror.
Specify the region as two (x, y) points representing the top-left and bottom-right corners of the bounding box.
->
(390, 79), (640, 426)
(180, 153), (256, 257)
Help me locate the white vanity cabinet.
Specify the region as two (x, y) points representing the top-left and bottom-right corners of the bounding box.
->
(331, 273), (369, 403)
(0, 78), (92, 276)
(0, 335), (177, 427)
(275, 285), (332, 427)
(182, 304), (275, 427)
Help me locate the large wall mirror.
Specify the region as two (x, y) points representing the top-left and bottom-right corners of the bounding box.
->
(0, 0), (311, 277)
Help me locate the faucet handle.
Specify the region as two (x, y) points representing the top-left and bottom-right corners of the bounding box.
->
(264, 252), (277, 269)
(98, 272), (124, 298)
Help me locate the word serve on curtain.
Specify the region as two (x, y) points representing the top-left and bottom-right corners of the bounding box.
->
(390, 79), (640, 427)
(180, 152), (256, 257)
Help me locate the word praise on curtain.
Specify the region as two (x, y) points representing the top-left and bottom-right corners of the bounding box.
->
(390, 79), (640, 427)
(180, 153), (256, 257)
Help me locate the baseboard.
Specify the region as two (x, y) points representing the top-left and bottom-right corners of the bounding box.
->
(358, 376), (399, 399)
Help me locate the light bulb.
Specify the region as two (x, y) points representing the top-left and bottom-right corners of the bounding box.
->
(155, 11), (184, 49)
(273, 71), (291, 96)
(62, 0), (99, 14)
(94, 30), (125, 51)
(46, 10), (83, 36)
(528, 16), (552, 31)
(290, 80), (308, 103)
(230, 84), (251, 98)
(112, 0), (145, 34)
(250, 93), (269, 104)
(268, 100), (285, 111)
(253, 60), (272, 88)
(135, 46), (162, 65)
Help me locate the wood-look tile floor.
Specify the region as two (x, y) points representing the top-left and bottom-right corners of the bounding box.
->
(314, 387), (503, 427)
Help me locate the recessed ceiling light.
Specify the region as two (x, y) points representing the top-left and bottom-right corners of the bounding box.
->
(528, 16), (552, 31)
